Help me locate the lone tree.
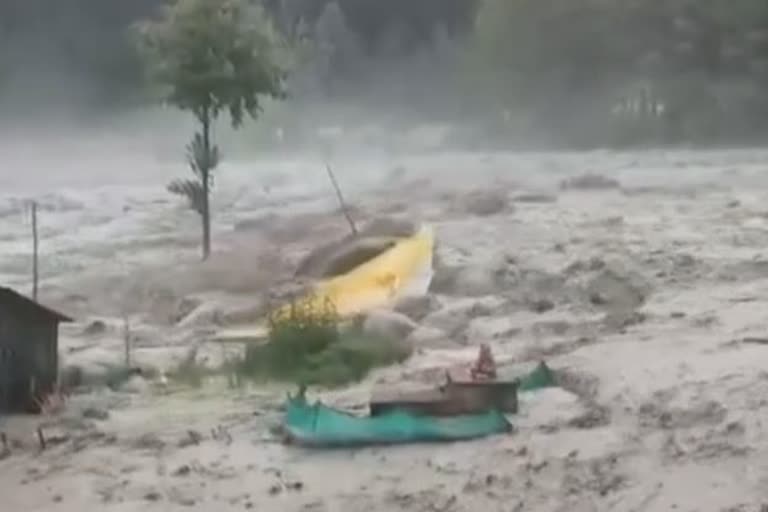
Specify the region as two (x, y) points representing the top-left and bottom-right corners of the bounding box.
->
(136, 0), (287, 259)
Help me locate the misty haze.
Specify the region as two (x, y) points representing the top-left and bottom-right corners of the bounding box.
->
(2, 1), (768, 511)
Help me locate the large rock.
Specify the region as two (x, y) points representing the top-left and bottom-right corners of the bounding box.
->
(82, 320), (109, 337)
(586, 263), (650, 312)
(451, 265), (501, 297)
(460, 189), (511, 217)
(431, 263), (510, 297)
(429, 265), (462, 294)
(362, 309), (418, 340)
(393, 295), (440, 321)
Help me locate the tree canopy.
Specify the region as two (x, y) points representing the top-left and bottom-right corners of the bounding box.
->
(135, 0), (287, 126)
(4, 0), (768, 146)
(135, 0), (288, 260)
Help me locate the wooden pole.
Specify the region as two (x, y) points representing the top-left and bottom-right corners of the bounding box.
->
(324, 163), (357, 236)
(31, 201), (38, 301)
(36, 426), (46, 451)
(123, 316), (132, 368)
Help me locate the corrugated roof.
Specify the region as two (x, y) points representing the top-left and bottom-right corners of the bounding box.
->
(0, 287), (73, 323)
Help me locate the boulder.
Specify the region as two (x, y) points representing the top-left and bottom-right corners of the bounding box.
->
(362, 310), (418, 340)
(429, 265), (462, 294)
(393, 295), (440, 322)
(460, 189), (511, 217)
(432, 263), (509, 297)
(451, 265), (500, 297)
(82, 320), (108, 337)
(586, 264), (650, 312)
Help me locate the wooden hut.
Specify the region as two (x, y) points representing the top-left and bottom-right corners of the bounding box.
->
(0, 287), (72, 413)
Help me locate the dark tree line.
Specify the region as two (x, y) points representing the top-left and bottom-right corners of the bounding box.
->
(0, 0), (473, 107)
(473, 0), (768, 146)
(4, 0), (768, 146)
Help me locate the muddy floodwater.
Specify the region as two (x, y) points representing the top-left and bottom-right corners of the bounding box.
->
(3, 148), (768, 511)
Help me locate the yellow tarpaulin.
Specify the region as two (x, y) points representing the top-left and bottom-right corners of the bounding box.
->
(214, 225), (435, 342)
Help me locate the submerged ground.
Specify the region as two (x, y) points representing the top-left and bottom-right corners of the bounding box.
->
(3, 147), (768, 511)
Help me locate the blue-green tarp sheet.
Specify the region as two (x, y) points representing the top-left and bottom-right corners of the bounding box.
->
(284, 394), (511, 447)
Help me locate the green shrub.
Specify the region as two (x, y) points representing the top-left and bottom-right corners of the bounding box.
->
(236, 297), (411, 387)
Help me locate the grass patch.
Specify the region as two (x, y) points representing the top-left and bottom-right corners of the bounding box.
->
(235, 297), (411, 387)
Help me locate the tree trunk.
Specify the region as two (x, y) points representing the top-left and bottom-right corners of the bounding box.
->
(201, 112), (212, 261)
(31, 200), (38, 301)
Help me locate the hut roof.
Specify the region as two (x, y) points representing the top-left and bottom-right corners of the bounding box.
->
(0, 287), (73, 323)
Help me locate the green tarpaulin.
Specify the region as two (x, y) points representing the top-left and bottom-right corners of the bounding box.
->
(281, 362), (556, 448)
(284, 393), (511, 447)
(517, 362), (557, 392)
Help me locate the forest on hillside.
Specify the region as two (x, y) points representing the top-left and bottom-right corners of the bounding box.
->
(2, 0), (768, 147)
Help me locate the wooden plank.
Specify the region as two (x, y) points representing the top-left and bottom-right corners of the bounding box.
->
(370, 379), (519, 417)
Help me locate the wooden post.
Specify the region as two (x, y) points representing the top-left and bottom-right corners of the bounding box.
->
(123, 316), (132, 368)
(325, 163), (357, 236)
(36, 426), (46, 451)
(0, 432), (9, 460)
(31, 201), (38, 301)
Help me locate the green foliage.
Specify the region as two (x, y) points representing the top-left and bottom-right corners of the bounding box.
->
(166, 133), (220, 214)
(236, 298), (411, 387)
(135, 0), (288, 126)
(167, 179), (205, 214)
(473, 0), (615, 99)
(470, 0), (768, 146)
(135, 0), (289, 258)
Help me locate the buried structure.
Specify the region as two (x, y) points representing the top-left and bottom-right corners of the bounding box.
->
(0, 287), (72, 413)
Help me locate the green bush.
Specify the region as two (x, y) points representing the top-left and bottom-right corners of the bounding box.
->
(236, 297), (411, 387)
